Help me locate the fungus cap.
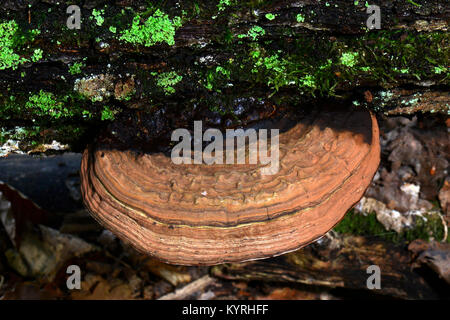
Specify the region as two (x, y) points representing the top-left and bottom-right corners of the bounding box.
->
(80, 109), (380, 265)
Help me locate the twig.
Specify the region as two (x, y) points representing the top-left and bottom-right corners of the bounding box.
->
(158, 275), (215, 300)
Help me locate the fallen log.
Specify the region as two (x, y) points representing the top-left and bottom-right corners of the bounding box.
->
(211, 233), (443, 299)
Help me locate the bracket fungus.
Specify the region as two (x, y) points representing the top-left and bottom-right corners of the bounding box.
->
(80, 108), (380, 265)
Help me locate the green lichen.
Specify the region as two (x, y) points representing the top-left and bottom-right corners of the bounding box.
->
(119, 9), (182, 47)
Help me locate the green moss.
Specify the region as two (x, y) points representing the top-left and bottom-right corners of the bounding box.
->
(244, 43), (331, 95)
(0, 21), (28, 70)
(222, 31), (448, 99)
(68, 62), (84, 75)
(101, 106), (116, 121)
(25, 91), (69, 119)
(434, 66), (447, 74)
(0, 90), (96, 122)
(298, 74), (316, 89)
(406, 0), (421, 7)
(340, 51), (359, 68)
(0, 85), (121, 150)
(256, 54), (287, 90)
(360, 31), (449, 83)
(0, 123), (92, 152)
(264, 55), (284, 71)
(265, 13), (276, 21)
(155, 71), (183, 95)
(0, 126), (41, 147)
(216, 66), (231, 78)
(334, 211), (448, 243)
(119, 9), (182, 47)
(202, 64), (233, 91)
(217, 0), (233, 12)
(296, 14), (305, 23)
(0, 20), (42, 70)
(31, 48), (43, 62)
(238, 26), (265, 41)
(3, 89), (118, 122)
(91, 9), (105, 27)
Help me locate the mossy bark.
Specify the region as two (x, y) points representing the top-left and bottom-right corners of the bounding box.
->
(0, 0), (448, 150)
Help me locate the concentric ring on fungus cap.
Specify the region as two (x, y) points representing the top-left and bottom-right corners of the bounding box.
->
(80, 108), (380, 265)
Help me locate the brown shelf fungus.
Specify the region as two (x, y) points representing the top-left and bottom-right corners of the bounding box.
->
(80, 108), (380, 265)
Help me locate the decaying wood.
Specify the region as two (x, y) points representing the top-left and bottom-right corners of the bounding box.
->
(0, 1), (447, 101)
(380, 89), (450, 116)
(211, 233), (440, 299)
(1, 1), (447, 153)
